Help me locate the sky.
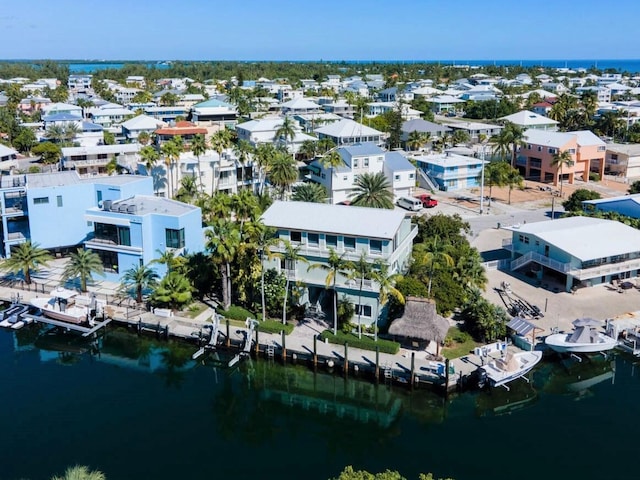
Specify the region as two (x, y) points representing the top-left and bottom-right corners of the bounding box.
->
(1, 0), (639, 61)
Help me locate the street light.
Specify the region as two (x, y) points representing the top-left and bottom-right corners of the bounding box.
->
(479, 144), (486, 215)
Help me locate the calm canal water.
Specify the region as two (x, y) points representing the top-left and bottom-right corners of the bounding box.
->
(1, 326), (638, 480)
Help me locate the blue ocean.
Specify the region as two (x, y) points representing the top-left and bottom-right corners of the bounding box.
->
(63, 59), (640, 74)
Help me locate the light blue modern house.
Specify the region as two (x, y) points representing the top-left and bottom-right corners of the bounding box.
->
(85, 196), (204, 280)
(0, 171), (203, 281)
(414, 152), (486, 191)
(0, 172), (153, 257)
(261, 201), (417, 327)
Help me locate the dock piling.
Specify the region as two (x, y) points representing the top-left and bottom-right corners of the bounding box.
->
(375, 346), (380, 382)
(313, 335), (318, 368)
(282, 330), (287, 364)
(410, 352), (415, 389)
(344, 342), (349, 377)
(225, 318), (230, 347)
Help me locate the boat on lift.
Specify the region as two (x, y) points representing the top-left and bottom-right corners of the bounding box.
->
(545, 318), (617, 354)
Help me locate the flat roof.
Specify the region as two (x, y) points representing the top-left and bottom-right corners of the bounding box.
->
(27, 171), (82, 188)
(261, 201), (407, 239)
(414, 152), (485, 168)
(92, 195), (198, 217)
(505, 216), (640, 261)
(606, 143), (640, 156)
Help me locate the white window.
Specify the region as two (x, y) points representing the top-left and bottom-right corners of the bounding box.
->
(343, 175), (348, 181)
(409, 173), (414, 179)
(548, 148), (557, 154)
(353, 159), (359, 168)
(537, 146), (542, 152)
(355, 305), (372, 317)
(364, 158), (369, 167)
(394, 175), (400, 181)
(568, 148), (576, 154)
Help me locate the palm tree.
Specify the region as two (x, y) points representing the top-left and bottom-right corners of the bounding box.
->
(254, 223), (277, 321)
(232, 189), (260, 233)
(151, 271), (192, 310)
(161, 140), (181, 198)
(414, 235), (454, 297)
(120, 264), (159, 304)
(151, 249), (185, 275)
(51, 465), (106, 480)
(406, 130), (427, 151)
(308, 248), (351, 335)
(319, 149), (343, 203)
(274, 116), (297, 155)
(483, 161), (510, 207)
(1, 241), (52, 284)
(370, 261), (404, 341)
(349, 172), (394, 209)
(451, 129), (471, 146)
(348, 253), (373, 339)
(505, 167), (524, 205)
(210, 129), (233, 194)
(63, 123), (82, 145)
(206, 219), (241, 310)
(273, 240), (308, 324)
(317, 137), (336, 154)
(298, 139), (318, 160)
(291, 183), (328, 203)
(191, 133), (208, 192)
(139, 145), (159, 176)
(551, 150), (574, 197)
(175, 175), (199, 204)
(233, 139), (254, 187)
(268, 152), (298, 199)
(254, 143), (277, 195)
(137, 131), (151, 146)
(45, 124), (66, 144)
(61, 248), (105, 292)
(75, 98), (93, 119)
(490, 129), (511, 162)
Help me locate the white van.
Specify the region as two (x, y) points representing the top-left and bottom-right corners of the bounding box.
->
(396, 196), (422, 211)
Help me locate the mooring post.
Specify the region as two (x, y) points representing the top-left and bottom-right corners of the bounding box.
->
(226, 318), (230, 347)
(410, 352), (416, 389)
(375, 346), (380, 383)
(313, 335), (318, 368)
(445, 358), (451, 396)
(344, 342), (349, 377)
(282, 330), (287, 364)
(255, 327), (259, 356)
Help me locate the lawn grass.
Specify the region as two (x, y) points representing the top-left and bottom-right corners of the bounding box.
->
(441, 326), (481, 359)
(181, 301), (209, 319)
(319, 330), (400, 354)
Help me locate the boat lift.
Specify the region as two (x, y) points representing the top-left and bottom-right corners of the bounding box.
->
(192, 315), (222, 360)
(228, 318), (259, 368)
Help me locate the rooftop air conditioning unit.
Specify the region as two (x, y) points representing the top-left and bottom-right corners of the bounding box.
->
(103, 200), (113, 211)
(127, 204), (137, 214)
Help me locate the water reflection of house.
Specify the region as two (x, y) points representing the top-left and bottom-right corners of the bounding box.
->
(256, 364), (401, 428)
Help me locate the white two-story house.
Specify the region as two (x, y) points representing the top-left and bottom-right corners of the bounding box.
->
(261, 201), (418, 327)
(308, 144), (415, 204)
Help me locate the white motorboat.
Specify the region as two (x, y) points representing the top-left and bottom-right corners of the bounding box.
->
(31, 287), (101, 325)
(545, 318), (617, 354)
(479, 350), (543, 388)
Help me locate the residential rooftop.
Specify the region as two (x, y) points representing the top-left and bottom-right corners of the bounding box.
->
(261, 201), (408, 239)
(505, 216), (640, 261)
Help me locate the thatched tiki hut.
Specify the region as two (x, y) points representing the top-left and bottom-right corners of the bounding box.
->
(388, 297), (450, 355)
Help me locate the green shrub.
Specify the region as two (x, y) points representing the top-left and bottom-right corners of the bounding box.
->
(589, 172), (600, 182)
(319, 330), (400, 354)
(257, 319), (294, 335)
(218, 305), (256, 321)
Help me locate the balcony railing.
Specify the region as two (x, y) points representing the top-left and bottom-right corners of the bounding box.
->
(570, 258), (640, 280)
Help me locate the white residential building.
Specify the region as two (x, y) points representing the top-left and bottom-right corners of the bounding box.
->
(308, 143), (415, 204)
(261, 201), (418, 326)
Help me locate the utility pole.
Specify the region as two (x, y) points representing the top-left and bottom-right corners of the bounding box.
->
(480, 144), (486, 214)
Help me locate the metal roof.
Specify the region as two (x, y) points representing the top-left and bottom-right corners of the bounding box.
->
(261, 201), (407, 239)
(507, 317), (537, 336)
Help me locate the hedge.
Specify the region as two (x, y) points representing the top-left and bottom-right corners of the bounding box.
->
(218, 305), (256, 321)
(319, 330), (400, 354)
(257, 320), (294, 335)
(218, 306), (294, 335)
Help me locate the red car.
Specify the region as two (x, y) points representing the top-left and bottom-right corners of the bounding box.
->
(415, 194), (438, 208)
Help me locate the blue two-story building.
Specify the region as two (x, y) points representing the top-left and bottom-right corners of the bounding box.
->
(414, 152), (486, 191)
(85, 196), (204, 281)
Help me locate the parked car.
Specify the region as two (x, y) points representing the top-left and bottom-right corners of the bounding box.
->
(415, 194), (438, 208)
(396, 196), (423, 211)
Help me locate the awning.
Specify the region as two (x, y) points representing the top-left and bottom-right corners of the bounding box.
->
(507, 317), (538, 336)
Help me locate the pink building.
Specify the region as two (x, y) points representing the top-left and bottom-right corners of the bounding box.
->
(518, 129), (606, 186)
